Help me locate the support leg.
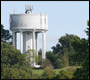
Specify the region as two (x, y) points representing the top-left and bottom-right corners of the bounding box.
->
(20, 31), (23, 53)
(36, 33), (38, 57)
(42, 31), (46, 59)
(33, 30), (36, 66)
(15, 32), (17, 48)
(12, 31), (15, 47)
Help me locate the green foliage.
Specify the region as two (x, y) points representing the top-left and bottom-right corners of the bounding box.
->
(87, 20), (89, 26)
(71, 38), (88, 65)
(38, 48), (42, 55)
(38, 55), (42, 65)
(42, 67), (56, 79)
(53, 66), (77, 79)
(85, 20), (89, 38)
(32, 66), (81, 79)
(32, 69), (44, 76)
(51, 43), (61, 55)
(42, 59), (51, 68)
(73, 67), (89, 79)
(71, 21), (89, 79)
(1, 24), (12, 44)
(1, 42), (32, 79)
(1, 67), (31, 79)
(51, 34), (78, 68)
(25, 49), (38, 66)
(73, 51), (89, 79)
(61, 48), (69, 67)
(38, 48), (42, 65)
(54, 59), (64, 68)
(52, 34), (79, 56)
(46, 51), (57, 67)
(1, 20), (89, 79)
(32, 73), (40, 79)
(1, 42), (28, 71)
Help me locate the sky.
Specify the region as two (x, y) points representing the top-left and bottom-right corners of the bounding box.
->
(1, 1), (89, 51)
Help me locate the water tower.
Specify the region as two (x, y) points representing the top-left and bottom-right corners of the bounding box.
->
(10, 5), (48, 67)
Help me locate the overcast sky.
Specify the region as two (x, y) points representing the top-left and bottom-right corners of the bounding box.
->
(1, 1), (89, 51)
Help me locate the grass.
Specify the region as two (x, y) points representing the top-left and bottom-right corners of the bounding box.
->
(53, 69), (63, 74)
(32, 69), (44, 76)
(32, 68), (63, 76)
(32, 66), (81, 76)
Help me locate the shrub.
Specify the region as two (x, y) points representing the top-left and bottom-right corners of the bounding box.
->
(41, 67), (56, 79)
(42, 59), (51, 68)
(32, 74), (40, 79)
(53, 66), (77, 79)
(54, 59), (64, 69)
(1, 67), (31, 79)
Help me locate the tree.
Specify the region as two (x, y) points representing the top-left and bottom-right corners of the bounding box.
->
(1, 42), (28, 71)
(52, 34), (78, 55)
(72, 21), (89, 79)
(46, 51), (57, 67)
(85, 20), (89, 40)
(54, 58), (64, 69)
(51, 43), (61, 55)
(25, 49), (38, 67)
(51, 34), (78, 67)
(38, 55), (42, 65)
(1, 24), (12, 44)
(71, 38), (88, 65)
(38, 48), (42, 55)
(1, 42), (32, 79)
(38, 48), (42, 65)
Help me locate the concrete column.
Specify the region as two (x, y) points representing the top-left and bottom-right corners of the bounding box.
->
(20, 31), (23, 53)
(30, 32), (33, 50)
(33, 30), (36, 66)
(15, 32), (17, 48)
(12, 31), (15, 47)
(42, 31), (46, 59)
(33, 30), (35, 50)
(36, 33), (38, 56)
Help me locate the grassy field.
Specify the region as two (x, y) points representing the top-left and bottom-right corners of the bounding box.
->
(32, 69), (44, 76)
(32, 66), (80, 76)
(32, 68), (65, 76)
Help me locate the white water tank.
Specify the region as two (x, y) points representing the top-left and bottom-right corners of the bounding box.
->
(10, 14), (48, 31)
